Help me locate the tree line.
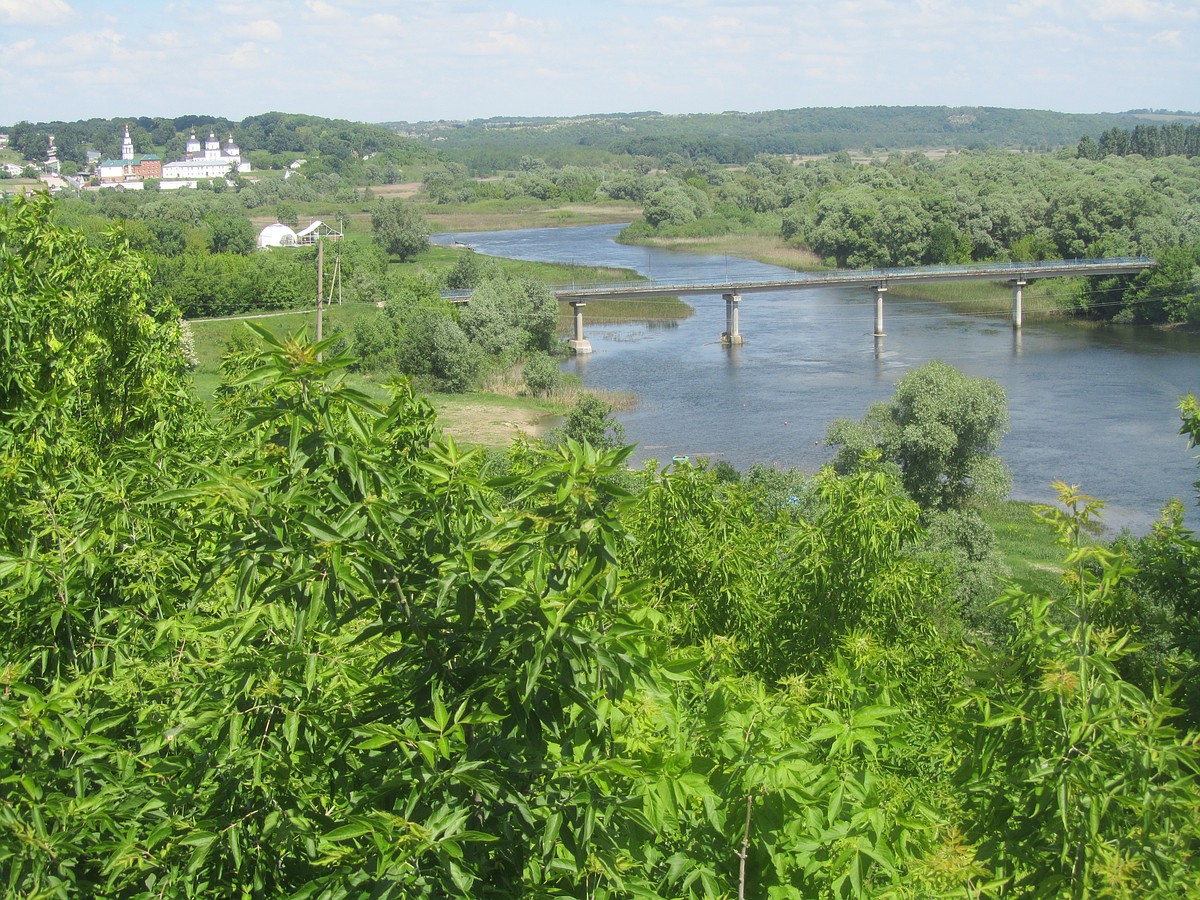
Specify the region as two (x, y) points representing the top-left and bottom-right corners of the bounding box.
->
(44, 185), (568, 398)
(610, 149), (1200, 325)
(387, 106), (1160, 166)
(1078, 122), (1200, 161)
(31, 122), (1200, 334)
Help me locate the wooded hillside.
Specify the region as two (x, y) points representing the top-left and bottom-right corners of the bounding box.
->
(384, 106), (1180, 168)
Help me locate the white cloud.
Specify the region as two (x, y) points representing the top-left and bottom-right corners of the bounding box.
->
(1006, 0), (1065, 14)
(226, 41), (269, 68)
(1086, 0), (1170, 21)
(1026, 21), (1089, 43)
(304, 0), (339, 19)
(463, 29), (532, 55)
(63, 29), (130, 59)
(1151, 28), (1182, 46)
(229, 19), (283, 41)
(362, 13), (400, 30)
(655, 15), (690, 30)
(0, 0), (72, 25)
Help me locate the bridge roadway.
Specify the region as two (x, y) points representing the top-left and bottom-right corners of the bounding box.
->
(445, 257), (1154, 353)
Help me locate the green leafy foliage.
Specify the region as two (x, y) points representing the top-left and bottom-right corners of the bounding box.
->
(522, 352), (561, 397)
(828, 360), (1011, 512)
(0, 193), (200, 497)
(556, 394), (625, 449)
(954, 483), (1200, 897)
(371, 198), (430, 261)
(3, 197), (1199, 898)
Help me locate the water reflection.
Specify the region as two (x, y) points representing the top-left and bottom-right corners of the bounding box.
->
(724, 342), (742, 369)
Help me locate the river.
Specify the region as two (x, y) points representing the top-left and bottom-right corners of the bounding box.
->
(435, 223), (1200, 534)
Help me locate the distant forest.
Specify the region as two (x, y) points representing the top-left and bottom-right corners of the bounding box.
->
(382, 106), (1195, 170)
(2, 112), (437, 178)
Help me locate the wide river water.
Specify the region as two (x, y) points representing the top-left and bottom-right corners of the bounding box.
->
(435, 223), (1200, 534)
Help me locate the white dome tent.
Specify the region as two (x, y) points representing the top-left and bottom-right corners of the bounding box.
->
(257, 223), (298, 249)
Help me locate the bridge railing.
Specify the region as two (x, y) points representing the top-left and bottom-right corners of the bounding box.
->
(862, 256), (1154, 279)
(438, 257), (1155, 301)
(546, 256), (1154, 295)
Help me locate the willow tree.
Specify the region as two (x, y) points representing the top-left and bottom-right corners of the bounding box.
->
(826, 360), (1011, 512)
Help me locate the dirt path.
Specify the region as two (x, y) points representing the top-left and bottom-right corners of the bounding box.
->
(432, 399), (560, 447)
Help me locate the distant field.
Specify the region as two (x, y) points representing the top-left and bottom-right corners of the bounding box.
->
(187, 303), (375, 377)
(422, 199), (640, 233)
(887, 278), (1078, 319)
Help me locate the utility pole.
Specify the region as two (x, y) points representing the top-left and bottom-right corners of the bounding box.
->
(337, 217), (345, 305)
(332, 241), (342, 304)
(316, 236), (324, 361)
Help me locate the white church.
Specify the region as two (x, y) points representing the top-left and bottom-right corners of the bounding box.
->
(161, 129), (251, 182)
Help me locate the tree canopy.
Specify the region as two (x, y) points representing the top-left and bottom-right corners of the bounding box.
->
(371, 198), (431, 261)
(4, 194), (1200, 900)
(827, 360), (1012, 512)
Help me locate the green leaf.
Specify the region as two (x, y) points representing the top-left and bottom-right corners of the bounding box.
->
(323, 822), (373, 842)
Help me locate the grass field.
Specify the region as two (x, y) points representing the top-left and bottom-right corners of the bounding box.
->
(887, 277), (1080, 319)
(422, 199), (640, 233)
(980, 499), (1069, 596)
(188, 303), (376, 374)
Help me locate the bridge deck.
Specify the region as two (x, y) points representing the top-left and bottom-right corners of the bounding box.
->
(547, 257), (1154, 302)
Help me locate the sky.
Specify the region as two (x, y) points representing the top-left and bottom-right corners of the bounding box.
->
(1, 0), (1197, 126)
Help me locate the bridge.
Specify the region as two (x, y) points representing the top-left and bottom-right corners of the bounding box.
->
(443, 257), (1155, 353)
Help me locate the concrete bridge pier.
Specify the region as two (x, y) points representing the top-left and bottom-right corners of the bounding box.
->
(722, 292), (744, 345)
(568, 301), (592, 354)
(1011, 278), (1026, 329)
(873, 283), (887, 336)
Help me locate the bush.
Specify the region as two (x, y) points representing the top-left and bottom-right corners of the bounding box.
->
(559, 393), (624, 448)
(522, 353), (560, 397)
(445, 251), (493, 290)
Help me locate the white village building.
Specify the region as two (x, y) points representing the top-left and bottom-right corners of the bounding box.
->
(162, 129), (250, 181)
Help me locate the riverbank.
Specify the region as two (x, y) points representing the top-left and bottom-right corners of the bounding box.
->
(618, 231), (825, 272)
(424, 200), (641, 233)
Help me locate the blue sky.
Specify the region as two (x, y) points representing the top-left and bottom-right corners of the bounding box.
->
(2, 0), (1196, 125)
